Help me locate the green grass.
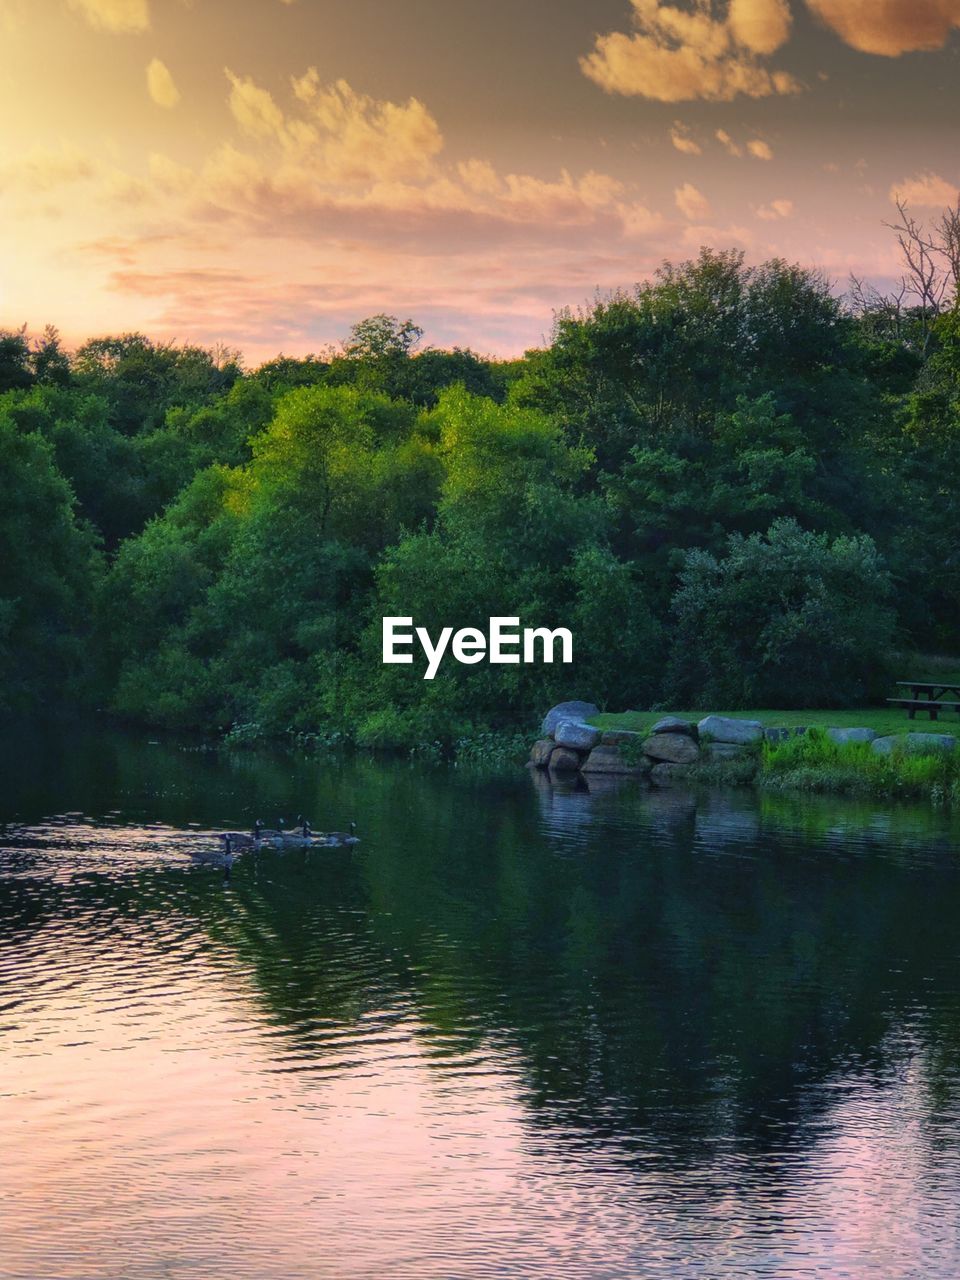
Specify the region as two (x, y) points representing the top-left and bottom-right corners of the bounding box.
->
(760, 728), (960, 803)
(586, 714), (960, 804)
(591, 706), (960, 739)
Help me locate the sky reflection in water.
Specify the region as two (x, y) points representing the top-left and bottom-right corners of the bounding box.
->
(1, 730), (959, 1278)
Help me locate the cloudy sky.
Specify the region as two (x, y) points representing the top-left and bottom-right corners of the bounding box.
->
(1, 0), (959, 360)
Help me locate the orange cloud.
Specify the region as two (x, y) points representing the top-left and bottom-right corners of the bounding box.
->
(747, 139), (774, 160)
(889, 171), (960, 207)
(716, 128), (743, 157)
(728, 0), (792, 54)
(756, 197), (794, 218)
(675, 182), (711, 220)
(0, 144), (100, 193)
(66, 0), (149, 33)
(225, 70), (444, 184)
(580, 0), (801, 102)
(670, 123), (702, 155)
(146, 58), (180, 109)
(806, 0), (960, 56)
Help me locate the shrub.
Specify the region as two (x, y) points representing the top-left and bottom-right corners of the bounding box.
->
(669, 518), (895, 709)
(760, 728), (960, 800)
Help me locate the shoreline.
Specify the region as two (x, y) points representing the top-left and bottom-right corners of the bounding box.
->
(529, 703), (960, 807)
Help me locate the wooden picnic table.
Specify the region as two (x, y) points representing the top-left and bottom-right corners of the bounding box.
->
(888, 681), (960, 721)
(896, 680), (960, 701)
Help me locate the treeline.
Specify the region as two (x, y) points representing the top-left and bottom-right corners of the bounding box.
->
(2, 249), (958, 745)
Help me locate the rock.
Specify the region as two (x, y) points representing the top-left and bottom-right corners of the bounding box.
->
(764, 726), (808, 744)
(872, 733), (957, 756)
(582, 773), (632, 795)
(702, 742), (746, 760)
(826, 727), (878, 745)
(549, 746), (583, 773)
(601, 729), (645, 747)
(698, 715), (764, 746)
(542, 701), (600, 737)
(650, 716), (698, 739)
(529, 739), (556, 768)
(554, 719), (602, 751)
(642, 732), (700, 764)
(581, 745), (650, 775)
(650, 762), (693, 787)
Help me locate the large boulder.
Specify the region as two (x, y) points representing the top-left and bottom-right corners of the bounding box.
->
(542, 701), (600, 737)
(702, 742), (746, 760)
(698, 715), (764, 746)
(554, 719), (602, 751)
(827, 727), (877, 745)
(529, 739), (556, 768)
(872, 733), (957, 756)
(643, 732), (700, 764)
(650, 716), (698, 739)
(581, 745), (650, 775)
(650, 762), (693, 787)
(601, 729), (645, 747)
(548, 747), (583, 772)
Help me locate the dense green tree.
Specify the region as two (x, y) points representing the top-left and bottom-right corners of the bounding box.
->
(668, 519), (895, 709)
(514, 250), (878, 476)
(0, 418), (101, 712)
(6, 246), (959, 734)
(104, 385), (441, 732)
(0, 327), (33, 394)
(74, 334), (241, 434)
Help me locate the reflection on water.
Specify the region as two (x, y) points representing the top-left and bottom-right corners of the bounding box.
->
(2, 727), (960, 1279)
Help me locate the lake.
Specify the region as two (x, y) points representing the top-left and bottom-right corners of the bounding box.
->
(2, 727), (960, 1279)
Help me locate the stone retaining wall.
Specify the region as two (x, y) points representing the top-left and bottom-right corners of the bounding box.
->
(528, 702), (957, 787)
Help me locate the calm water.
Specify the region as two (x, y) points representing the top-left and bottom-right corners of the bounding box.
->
(2, 729), (960, 1279)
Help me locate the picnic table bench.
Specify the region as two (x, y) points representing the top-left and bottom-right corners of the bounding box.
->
(888, 681), (960, 721)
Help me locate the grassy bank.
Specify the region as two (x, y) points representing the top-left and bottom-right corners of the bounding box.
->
(590, 709), (960, 804)
(592, 707), (960, 739)
(760, 730), (960, 804)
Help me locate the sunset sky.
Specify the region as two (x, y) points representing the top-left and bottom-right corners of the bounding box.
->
(1, 0), (959, 361)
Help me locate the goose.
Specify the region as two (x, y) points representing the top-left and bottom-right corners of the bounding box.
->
(219, 821), (261, 852)
(193, 835), (235, 878)
(254, 818), (290, 844)
(318, 822), (359, 847)
(275, 815), (313, 844)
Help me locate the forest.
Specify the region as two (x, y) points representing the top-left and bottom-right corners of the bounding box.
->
(2, 240), (958, 750)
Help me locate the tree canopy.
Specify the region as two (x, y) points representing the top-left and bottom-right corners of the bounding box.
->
(2, 242), (958, 742)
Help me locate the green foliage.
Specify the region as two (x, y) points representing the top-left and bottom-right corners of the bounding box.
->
(0, 418), (101, 711)
(669, 519), (895, 709)
(454, 730), (536, 771)
(761, 728), (960, 801)
(73, 333), (241, 434)
(6, 262), (960, 741)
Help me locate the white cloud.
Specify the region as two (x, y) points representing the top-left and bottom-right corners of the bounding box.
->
(675, 181), (711, 220)
(580, 0), (801, 102)
(146, 58), (180, 109)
